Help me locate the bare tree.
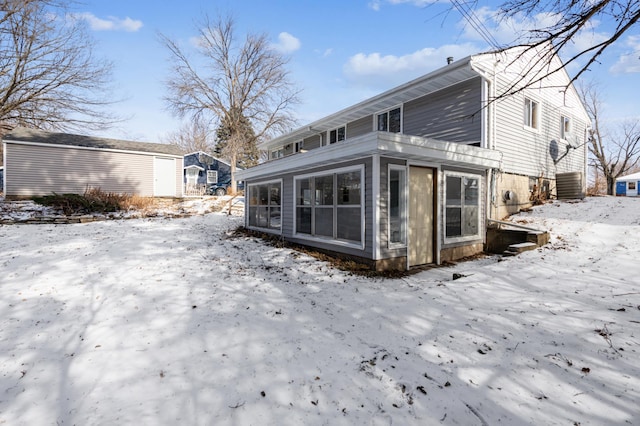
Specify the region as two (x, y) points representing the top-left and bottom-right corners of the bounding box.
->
(0, 0), (118, 133)
(160, 14), (299, 193)
(455, 0), (639, 97)
(580, 82), (640, 195)
(162, 117), (216, 155)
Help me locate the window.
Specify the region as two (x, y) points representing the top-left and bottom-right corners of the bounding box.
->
(377, 107), (402, 133)
(629, 182), (636, 191)
(445, 173), (480, 240)
(206, 170), (218, 184)
(295, 167), (363, 245)
(524, 97), (539, 129)
(560, 115), (571, 139)
(248, 180), (282, 232)
(295, 140), (304, 153)
(388, 165), (407, 246)
(328, 126), (346, 144)
(270, 147), (284, 160)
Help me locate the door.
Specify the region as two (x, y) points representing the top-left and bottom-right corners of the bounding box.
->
(409, 166), (434, 266)
(154, 157), (176, 197)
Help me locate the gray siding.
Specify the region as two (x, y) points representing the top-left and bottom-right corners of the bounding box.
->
(303, 134), (322, 151)
(347, 116), (373, 139)
(5, 142), (181, 197)
(404, 77), (483, 143)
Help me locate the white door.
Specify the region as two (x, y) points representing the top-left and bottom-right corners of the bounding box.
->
(154, 157), (176, 197)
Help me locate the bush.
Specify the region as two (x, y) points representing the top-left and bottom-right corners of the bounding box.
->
(33, 188), (151, 215)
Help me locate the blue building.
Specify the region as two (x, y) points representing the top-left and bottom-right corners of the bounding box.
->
(183, 152), (234, 196)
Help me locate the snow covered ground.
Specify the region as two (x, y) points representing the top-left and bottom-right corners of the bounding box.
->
(0, 196), (638, 425)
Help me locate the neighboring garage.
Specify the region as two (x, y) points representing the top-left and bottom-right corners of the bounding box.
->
(616, 172), (640, 197)
(2, 127), (184, 199)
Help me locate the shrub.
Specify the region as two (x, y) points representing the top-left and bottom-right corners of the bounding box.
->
(33, 187), (154, 215)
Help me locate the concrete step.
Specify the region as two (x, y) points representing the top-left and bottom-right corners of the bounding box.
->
(503, 242), (538, 256)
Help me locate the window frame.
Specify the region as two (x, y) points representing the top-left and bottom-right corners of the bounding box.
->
(327, 125), (346, 145)
(560, 115), (571, 140)
(443, 171), (482, 244)
(387, 164), (407, 248)
(293, 164), (365, 249)
(247, 179), (283, 234)
(375, 105), (403, 133)
(524, 97), (540, 131)
(206, 170), (218, 184)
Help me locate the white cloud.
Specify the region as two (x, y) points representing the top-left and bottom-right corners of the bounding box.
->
(74, 12), (143, 32)
(343, 43), (479, 88)
(272, 32), (301, 54)
(610, 35), (640, 74)
(368, 1), (381, 11)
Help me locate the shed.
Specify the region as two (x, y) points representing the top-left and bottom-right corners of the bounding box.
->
(2, 128), (184, 199)
(616, 172), (640, 196)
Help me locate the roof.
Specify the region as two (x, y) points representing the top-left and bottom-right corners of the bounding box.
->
(616, 172), (640, 181)
(184, 151), (233, 167)
(261, 55), (478, 150)
(3, 127), (183, 157)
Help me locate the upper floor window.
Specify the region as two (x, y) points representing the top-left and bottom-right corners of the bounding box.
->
(377, 107), (402, 133)
(270, 147), (284, 159)
(560, 115), (571, 139)
(328, 126), (346, 144)
(524, 97), (539, 129)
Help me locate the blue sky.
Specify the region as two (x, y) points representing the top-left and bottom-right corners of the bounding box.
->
(75, 0), (640, 142)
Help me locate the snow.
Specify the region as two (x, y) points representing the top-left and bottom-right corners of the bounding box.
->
(1, 196), (638, 425)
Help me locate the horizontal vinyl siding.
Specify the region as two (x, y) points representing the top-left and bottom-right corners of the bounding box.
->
(492, 59), (588, 178)
(404, 77), (482, 143)
(347, 116), (373, 139)
(5, 143), (156, 197)
(303, 134), (322, 151)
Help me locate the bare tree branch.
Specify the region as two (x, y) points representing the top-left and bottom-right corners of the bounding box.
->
(160, 14), (300, 193)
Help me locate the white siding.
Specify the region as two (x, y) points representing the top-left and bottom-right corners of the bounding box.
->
(473, 49), (589, 179)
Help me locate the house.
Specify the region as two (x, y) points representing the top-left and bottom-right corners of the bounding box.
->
(236, 45), (590, 271)
(0, 166), (4, 194)
(616, 172), (640, 196)
(183, 151), (233, 196)
(2, 128), (184, 199)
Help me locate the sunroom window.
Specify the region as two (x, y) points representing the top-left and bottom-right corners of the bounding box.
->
(445, 173), (480, 241)
(295, 167), (363, 245)
(248, 180), (282, 232)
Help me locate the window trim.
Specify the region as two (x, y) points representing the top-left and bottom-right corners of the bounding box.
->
(443, 171), (482, 244)
(327, 125), (347, 145)
(387, 164), (407, 249)
(206, 170), (218, 184)
(293, 164), (365, 249)
(560, 115), (571, 140)
(375, 105), (403, 134)
(524, 96), (540, 131)
(246, 178), (283, 235)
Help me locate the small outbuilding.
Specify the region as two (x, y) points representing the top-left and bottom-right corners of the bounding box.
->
(2, 128), (184, 199)
(616, 172), (640, 196)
